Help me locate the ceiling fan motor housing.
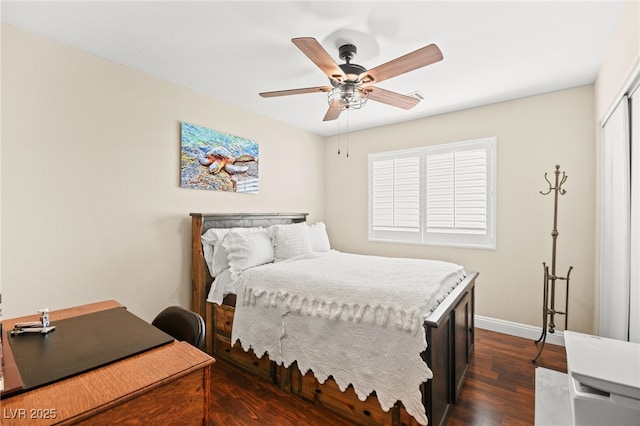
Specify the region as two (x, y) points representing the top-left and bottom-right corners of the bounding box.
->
(334, 43), (367, 84)
(338, 43), (357, 61)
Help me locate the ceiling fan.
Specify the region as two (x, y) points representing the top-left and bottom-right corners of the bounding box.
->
(259, 37), (443, 122)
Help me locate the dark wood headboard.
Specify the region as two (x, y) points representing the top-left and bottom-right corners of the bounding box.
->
(189, 213), (308, 333)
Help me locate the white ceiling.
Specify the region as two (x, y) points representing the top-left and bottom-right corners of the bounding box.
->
(1, 1), (625, 137)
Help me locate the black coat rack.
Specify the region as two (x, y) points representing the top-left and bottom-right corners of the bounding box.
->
(533, 165), (573, 363)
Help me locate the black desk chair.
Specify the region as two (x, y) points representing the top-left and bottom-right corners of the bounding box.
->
(152, 306), (205, 350)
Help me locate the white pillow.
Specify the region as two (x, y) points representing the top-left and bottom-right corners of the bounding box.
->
(201, 227), (262, 277)
(270, 222), (313, 261)
(223, 230), (274, 280)
(201, 228), (230, 277)
(307, 222), (331, 252)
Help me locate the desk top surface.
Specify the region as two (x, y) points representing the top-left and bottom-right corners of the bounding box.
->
(1, 300), (214, 399)
(6, 306), (175, 396)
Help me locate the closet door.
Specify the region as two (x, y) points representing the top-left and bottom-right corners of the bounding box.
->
(629, 89), (639, 343)
(599, 96), (631, 341)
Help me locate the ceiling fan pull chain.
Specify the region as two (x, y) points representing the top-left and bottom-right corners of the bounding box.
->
(346, 110), (350, 158)
(337, 117), (341, 155)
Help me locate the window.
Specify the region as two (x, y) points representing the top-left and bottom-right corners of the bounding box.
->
(368, 137), (496, 249)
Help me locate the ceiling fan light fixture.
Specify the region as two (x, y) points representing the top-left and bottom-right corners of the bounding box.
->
(327, 84), (368, 110)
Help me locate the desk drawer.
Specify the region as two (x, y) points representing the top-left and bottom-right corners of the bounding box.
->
(76, 369), (209, 425)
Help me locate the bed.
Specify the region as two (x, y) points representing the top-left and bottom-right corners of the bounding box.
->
(190, 213), (478, 426)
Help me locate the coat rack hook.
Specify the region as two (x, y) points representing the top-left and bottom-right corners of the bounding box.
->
(540, 172), (553, 195)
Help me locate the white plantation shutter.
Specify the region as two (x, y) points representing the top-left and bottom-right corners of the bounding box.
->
(371, 159), (394, 228)
(426, 148), (487, 234)
(426, 152), (455, 230)
(369, 151), (421, 243)
(369, 138), (496, 248)
(455, 149), (487, 232)
(390, 156), (420, 230)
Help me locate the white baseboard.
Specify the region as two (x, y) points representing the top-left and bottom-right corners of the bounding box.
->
(475, 315), (565, 346)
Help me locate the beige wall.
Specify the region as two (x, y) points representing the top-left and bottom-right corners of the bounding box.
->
(0, 24), (325, 321)
(324, 86), (596, 333)
(595, 0), (640, 123)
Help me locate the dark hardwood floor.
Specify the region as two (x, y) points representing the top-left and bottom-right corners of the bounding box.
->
(446, 329), (567, 426)
(209, 328), (567, 425)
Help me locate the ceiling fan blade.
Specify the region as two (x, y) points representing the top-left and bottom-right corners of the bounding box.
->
(292, 37), (346, 82)
(259, 86), (332, 98)
(323, 101), (343, 121)
(359, 44), (443, 84)
(365, 86), (420, 110)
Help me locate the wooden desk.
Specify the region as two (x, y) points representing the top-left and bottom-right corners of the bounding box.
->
(1, 300), (214, 425)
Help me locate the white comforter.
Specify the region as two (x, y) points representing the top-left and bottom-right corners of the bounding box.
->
(231, 250), (466, 425)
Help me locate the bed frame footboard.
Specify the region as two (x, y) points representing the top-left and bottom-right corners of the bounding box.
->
(424, 272), (477, 426)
